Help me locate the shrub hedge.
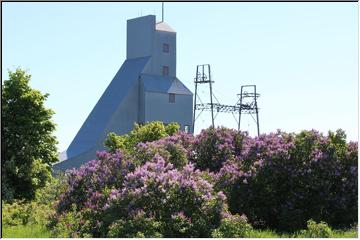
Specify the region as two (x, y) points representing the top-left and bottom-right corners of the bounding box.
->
(50, 124), (357, 236)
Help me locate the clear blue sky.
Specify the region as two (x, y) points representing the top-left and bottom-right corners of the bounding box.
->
(2, 2), (358, 151)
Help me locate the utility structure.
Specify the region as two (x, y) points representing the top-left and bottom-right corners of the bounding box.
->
(193, 64), (215, 130)
(237, 85), (260, 136)
(192, 64), (260, 136)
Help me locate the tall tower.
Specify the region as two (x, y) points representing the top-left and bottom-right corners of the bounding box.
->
(127, 15), (176, 77)
(55, 15), (193, 170)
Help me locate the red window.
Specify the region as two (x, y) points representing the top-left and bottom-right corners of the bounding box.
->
(163, 66), (169, 76)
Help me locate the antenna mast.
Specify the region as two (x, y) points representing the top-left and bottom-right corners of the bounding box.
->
(162, 2), (164, 22)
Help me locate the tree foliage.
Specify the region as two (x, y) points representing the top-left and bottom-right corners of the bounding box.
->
(2, 68), (58, 201)
(104, 121), (180, 153)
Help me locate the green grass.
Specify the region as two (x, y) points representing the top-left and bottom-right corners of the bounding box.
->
(247, 228), (358, 238)
(1, 224), (357, 238)
(2, 224), (52, 238)
(330, 228), (358, 238)
(248, 229), (284, 238)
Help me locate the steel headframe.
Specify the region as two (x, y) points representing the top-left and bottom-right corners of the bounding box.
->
(237, 85), (260, 136)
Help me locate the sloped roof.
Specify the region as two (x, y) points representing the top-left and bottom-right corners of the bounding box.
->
(141, 74), (192, 95)
(65, 56), (151, 159)
(156, 21), (176, 33)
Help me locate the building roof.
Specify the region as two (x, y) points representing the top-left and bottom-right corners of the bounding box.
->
(65, 56), (151, 159)
(156, 21), (176, 33)
(140, 74), (192, 95)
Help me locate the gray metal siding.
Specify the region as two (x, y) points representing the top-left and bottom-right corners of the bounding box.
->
(55, 15), (194, 170)
(65, 56), (150, 160)
(150, 29), (176, 77)
(139, 79), (145, 123)
(104, 80), (140, 137)
(126, 15), (155, 59)
(144, 92), (193, 132)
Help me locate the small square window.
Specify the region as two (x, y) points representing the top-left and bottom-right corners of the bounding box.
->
(184, 125), (189, 133)
(169, 93), (175, 103)
(163, 43), (169, 53)
(163, 66), (169, 76)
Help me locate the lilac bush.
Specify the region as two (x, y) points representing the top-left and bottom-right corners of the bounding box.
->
(192, 127), (250, 172)
(52, 150), (243, 237)
(132, 131), (195, 168)
(103, 155), (230, 237)
(222, 129), (358, 231)
(56, 150), (133, 214)
(107, 209), (163, 237)
(52, 123), (357, 236)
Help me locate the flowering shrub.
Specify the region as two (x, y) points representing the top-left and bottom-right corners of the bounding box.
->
(56, 150), (132, 213)
(192, 127), (250, 172)
(107, 210), (163, 238)
(132, 142), (171, 166)
(103, 155), (228, 237)
(52, 151), (242, 237)
(49, 204), (86, 238)
(133, 137), (190, 168)
(52, 123), (357, 236)
(223, 129), (358, 231)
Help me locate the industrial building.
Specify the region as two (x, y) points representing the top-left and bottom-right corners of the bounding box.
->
(54, 15), (193, 170)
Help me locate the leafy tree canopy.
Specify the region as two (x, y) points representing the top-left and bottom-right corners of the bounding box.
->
(104, 121), (179, 152)
(2, 68), (58, 202)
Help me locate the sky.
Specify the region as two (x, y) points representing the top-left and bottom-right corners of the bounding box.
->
(2, 2), (358, 151)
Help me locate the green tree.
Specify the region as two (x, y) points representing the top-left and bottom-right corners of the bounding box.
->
(104, 121), (180, 153)
(2, 68), (58, 202)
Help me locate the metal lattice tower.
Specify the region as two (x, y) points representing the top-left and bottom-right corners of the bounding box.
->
(237, 85), (260, 136)
(192, 64), (215, 130)
(192, 64), (260, 136)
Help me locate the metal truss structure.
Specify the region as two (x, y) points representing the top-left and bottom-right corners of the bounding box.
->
(237, 85), (260, 136)
(192, 64), (260, 136)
